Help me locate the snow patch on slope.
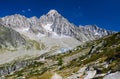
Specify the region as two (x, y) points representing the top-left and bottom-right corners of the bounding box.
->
(15, 28), (30, 32)
(37, 33), (46, 37)
(42, 23), (53, 31)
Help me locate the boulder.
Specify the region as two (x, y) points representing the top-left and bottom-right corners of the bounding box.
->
(103, 71), (120, 79)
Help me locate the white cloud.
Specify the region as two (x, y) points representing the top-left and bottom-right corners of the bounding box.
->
(28, 9), (31, 11)
(22, 9), (31, 13)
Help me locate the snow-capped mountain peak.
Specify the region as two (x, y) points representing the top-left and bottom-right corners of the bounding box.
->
(47, 9), (60, 15)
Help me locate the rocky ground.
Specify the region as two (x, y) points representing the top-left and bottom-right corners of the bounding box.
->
(0, 33), (119, 79)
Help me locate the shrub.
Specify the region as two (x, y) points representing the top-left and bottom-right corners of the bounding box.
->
(58, 58), (63, 66)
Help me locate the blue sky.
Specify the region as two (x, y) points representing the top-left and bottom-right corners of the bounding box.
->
(0, 0), (120, 31)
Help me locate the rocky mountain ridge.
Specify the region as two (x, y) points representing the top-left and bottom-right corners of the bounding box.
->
(1, 9), (114, 43)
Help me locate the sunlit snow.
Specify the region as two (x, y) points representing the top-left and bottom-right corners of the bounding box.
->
(42, 23), (53, 31)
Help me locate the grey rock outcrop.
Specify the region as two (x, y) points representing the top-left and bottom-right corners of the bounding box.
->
(103, 72), (120, 79)
(0, 59), (33, 77)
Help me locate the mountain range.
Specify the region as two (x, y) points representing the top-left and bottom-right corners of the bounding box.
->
(0, 9), (115, 58)
(0, 10), (114, 50)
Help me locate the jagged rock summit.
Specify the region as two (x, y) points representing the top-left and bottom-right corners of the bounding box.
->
(47, 9), (60, 15)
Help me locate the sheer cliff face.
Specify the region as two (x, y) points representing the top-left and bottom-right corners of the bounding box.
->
(1, 9), (114, 43)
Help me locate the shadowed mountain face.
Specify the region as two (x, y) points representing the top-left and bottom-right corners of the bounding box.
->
(1, 9), (114, 43)
(0, 24), (26, 49)
(0, 24), (45, 51)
